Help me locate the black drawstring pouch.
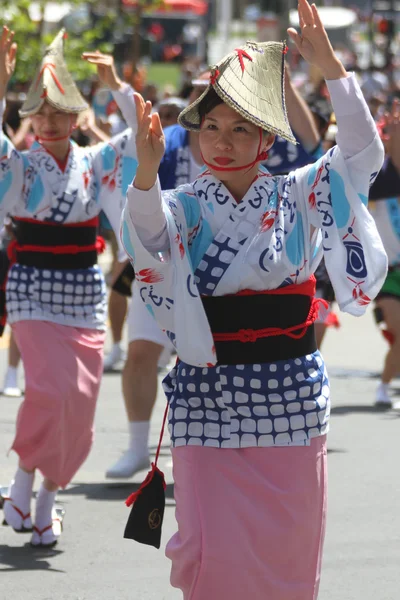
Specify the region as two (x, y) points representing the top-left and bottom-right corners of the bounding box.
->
(124, 403), (168, 549)
(124, 464), (166, 549)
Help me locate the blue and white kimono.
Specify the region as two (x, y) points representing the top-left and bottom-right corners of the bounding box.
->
(0, 84), (137, 330)
(122, 74), (388, 449)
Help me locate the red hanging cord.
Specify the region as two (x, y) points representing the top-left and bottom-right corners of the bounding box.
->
(125, 402), (168, 508)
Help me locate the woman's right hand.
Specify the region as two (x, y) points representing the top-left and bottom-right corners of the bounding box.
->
(134, 93), (165, 190)
(0, 26), (17, 99)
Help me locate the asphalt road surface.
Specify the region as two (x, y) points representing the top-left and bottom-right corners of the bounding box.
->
(1, 306), (399, 599)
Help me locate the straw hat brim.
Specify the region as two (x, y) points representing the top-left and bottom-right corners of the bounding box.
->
(178, 41), (296, 145)
(19, 28), (88, 118)
(19, 97), (88, 118)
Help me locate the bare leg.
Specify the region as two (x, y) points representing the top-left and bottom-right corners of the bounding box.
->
(109, 289), (128, 346)
(315, 323), (327, 349)
(9, 331), (21, 368)
(103, 289), (128, 370)
(375, 298), (400, 407)
(122, 339), (163, 421)
(105, 339), (163, 478)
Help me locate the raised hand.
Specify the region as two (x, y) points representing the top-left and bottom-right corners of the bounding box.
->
(287, 0), (347, 80)
(133, 93), (165, 190)
(0, 26), (17, 98)
(82, 51), (122, 91)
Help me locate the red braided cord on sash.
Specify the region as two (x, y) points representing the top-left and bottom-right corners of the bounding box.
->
(211, 276), (327, 343)
(10, 238), (105, 256)
(213, 297), (327, 343)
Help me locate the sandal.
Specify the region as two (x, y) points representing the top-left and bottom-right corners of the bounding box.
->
(2, 495), (33, 532)
(31, 507), (65, 548)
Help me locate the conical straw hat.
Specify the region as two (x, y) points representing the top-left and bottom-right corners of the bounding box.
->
(178, 41), (296, 144)
(20, 29), (88, 118)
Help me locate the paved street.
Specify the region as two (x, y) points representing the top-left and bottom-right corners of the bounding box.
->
(1, 306), (399, 600)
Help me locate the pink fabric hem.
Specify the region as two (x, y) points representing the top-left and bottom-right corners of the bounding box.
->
(166, 436), (327, 600)
(11, 321), (105, 488)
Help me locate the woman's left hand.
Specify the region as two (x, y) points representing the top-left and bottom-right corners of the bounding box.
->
(82, 51), (123, 91)
(287, 0), (347, 80)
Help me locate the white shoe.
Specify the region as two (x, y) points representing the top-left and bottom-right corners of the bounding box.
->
(3, 386), (22, 398)
(2, 367), (22, 397)
(105, 450), (150, 479)
(103, 345), (125, 371)
(375, 382), (392, 409)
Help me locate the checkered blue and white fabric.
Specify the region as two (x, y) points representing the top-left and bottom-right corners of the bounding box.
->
(0, 85), (139, 329)
(124, 127), (387, 448)
(164, 352), (329, 448)
(6, 264), (107, 329)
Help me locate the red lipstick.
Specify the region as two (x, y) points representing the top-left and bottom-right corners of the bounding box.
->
(213, 157), (234, 165)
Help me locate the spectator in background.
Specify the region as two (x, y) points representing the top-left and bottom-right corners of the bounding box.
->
(156, 96), (187, 129)
(143, 82), (159, 106)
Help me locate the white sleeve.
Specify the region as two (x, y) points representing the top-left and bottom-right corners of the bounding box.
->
(112, 83), (137, 133)
(0, 99), (25, 220)
(126, 178), (169, 252)
(326, 73), (380, 162)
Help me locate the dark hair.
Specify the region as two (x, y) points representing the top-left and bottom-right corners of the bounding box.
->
(197, 88), (273, 139)
(198, 88), (224, 121)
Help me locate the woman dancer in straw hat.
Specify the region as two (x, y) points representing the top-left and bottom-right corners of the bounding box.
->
(122, 0), (387, 596)
(0, 27), (138, 547)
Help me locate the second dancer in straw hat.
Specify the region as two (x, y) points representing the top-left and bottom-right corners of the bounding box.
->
(0, 27), (139, 547)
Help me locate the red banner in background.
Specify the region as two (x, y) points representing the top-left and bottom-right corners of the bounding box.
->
(122, 0), (208, 16)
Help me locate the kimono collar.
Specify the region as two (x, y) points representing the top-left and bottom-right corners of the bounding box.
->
(194, 165), (276, 207)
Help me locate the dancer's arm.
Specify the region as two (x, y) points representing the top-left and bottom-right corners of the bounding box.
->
(284, 66), (320, 153)
(0, 26), (25, 217)
(78, 108), (110, 144)
(123, 92), (169, 251)
(82, 52), (137, 132)
(288, 0), (383, 177)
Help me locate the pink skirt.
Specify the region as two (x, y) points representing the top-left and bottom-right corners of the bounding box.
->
(166, 436), (327, 600)
(11, 321), (105, 488)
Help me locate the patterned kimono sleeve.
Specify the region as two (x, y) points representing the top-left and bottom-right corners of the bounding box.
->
(122, 182), (216, 366)
(297, 136), (388, 316)
(92, 126), (138, 243)
(0, 102), (25, 220)
(111, 84), (137, 134)
(92, 84), (138, 241)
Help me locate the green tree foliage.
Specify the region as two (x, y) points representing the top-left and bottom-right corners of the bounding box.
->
(0, 0), (167, 87)
(0, 0), (118, 85)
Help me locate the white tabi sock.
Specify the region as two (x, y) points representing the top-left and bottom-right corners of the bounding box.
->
(3, 468), (34, 530)
(8, 467), (34, 513)
(34, 484), (58, 531)
(129, 420), (150, 458)
(376, 381), (391, 405)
